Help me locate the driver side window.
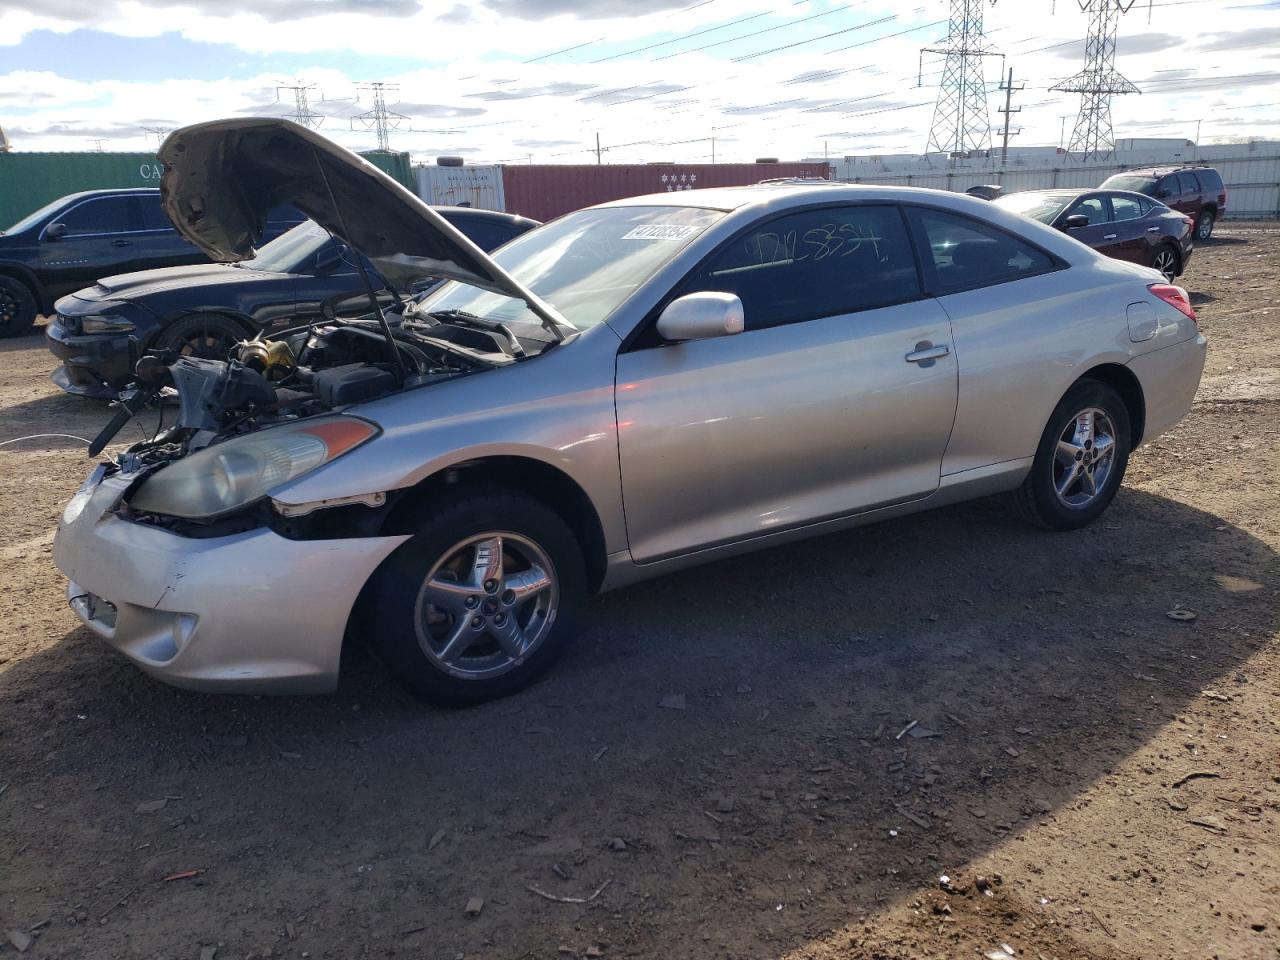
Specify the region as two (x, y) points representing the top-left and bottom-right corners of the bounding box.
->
(1067, 196), (1110, 225)
(678, 205), (921, 332)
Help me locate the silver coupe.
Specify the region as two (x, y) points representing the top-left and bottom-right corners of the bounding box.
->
(53, 119), (1207, 705)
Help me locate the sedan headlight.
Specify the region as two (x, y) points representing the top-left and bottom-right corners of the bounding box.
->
(81, 314), (136, 334)
(129, 417), (379, 519)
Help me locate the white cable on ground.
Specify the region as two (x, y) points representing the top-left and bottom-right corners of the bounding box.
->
(0, 433), (94, 449)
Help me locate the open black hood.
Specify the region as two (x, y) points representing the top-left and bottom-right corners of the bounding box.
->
(157, 118), (572, 338)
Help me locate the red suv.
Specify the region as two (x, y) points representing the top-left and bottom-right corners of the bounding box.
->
(1100, 166), (1226, 241)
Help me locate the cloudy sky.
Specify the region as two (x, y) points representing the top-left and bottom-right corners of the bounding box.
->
(1, 0), (1278, 162)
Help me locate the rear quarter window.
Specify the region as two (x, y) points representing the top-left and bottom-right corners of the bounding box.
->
(905, 207), (1056, 294)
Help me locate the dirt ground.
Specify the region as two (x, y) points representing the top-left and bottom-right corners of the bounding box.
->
(0, 226), (1277, 960)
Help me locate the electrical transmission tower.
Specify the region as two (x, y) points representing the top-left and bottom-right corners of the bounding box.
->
(919, 0), (1002, 157)
(141, 126), (171, 149)
(351, 82), (408, 152)
(1050, 0), (1139, 160)
(277, 82), (324, 128)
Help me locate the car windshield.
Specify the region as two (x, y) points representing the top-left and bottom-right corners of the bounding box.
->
(4, 196), (76, 235)
(420, 205), (724, 331)
(248, 221), (333, 273)
(1102, 174), (1158, 195)
(994, 192), (1080, 224)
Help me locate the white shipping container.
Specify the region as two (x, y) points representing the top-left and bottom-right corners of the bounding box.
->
(415, 164), (506, 212)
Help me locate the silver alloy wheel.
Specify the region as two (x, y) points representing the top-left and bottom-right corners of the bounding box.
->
(1196, 214), (1212, 241)
(1053, 407), (1118, 508)
(413, 531), (559, 680)
(1152, 248), (1177, 282)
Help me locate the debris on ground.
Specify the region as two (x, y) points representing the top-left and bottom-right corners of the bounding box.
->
(658, 693), (686, 711)
(7, 930), (32, 953)
(1166, 608), (1197, 621)
(464, 897), (485, 917)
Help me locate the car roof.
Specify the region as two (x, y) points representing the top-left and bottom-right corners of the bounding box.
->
(593, 181), (1001, 213)
(55, 188), (162, 204)
(1108, 166), (1214, 177)
(435, 205), (540, 227)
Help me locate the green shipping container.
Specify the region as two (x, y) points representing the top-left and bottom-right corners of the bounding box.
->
(0, 149), (415, 230)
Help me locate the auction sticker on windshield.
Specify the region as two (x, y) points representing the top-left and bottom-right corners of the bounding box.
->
(622, 224), (703, 241)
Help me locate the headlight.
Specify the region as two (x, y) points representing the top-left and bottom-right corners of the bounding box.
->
(129, 417), (378, 519)
(81, 314), (135, 334)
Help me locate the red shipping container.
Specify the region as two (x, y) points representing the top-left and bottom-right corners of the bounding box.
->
(500, 163), (831, 221)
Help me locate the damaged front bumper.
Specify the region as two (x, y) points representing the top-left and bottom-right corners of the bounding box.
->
(53, 471), (407, 694)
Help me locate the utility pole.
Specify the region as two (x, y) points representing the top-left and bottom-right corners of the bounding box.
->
(997, 67), (1023, 165)
(712, 128), (717, 164)
(594, 132), (610, 164)
(90, 138), (106, 152)
(277, 82), (324, 128)
(351, 82), (408, 152)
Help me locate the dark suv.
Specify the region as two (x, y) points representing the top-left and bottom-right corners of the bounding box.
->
(0, 188), (302, 338)
(1099, 166), (1226, 241)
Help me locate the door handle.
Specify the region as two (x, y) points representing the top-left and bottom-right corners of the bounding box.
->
(1102, 233), (1117, 240)
(1146, 226), (1161, 232)
(905, 342), (950, 365)
(110, 239), (131, 247)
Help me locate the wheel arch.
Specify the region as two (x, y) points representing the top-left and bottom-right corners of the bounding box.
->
(158, 308), (258, 344)
(1076, 363), (1146, 445)
(378, 455), (610, 593)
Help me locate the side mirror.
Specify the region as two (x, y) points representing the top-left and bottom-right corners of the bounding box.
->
(1061, 214), (1090, 230)
(45, 222), (68, 241)
(656, 292), (745, 342)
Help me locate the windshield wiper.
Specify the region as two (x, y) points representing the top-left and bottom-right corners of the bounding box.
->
(417, 309), (526, 359)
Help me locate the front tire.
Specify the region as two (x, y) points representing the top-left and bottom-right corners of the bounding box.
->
(0, 276), (37, 338)
(153, 313), (247, 361)
(363, 491), (585, 707)
(1013, 380), (1131, 531)
(1195, 211), (1214, 241)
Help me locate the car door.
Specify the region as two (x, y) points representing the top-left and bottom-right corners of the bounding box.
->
(1176, 172), (1203, 217)
(1059, 194), (1119, 257)
(134, 193), (207, 270)
(901, 206), (1074, 476)
(615, 203), (958, 563)
(1107, 194), (1153, 264)
(38, 195), (143, 298)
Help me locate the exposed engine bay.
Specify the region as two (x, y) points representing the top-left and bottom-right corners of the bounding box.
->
(92, 303), (541, 475)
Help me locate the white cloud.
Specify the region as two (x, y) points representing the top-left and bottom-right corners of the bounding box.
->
(1, 0), (1277, 160)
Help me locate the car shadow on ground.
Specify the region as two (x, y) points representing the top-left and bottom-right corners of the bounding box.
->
(0, 487), (1275, 958)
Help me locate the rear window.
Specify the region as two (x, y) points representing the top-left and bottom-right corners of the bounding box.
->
(139, 196), (175, 232)
(1101, 174), (1157, 195)
(1178, 172), (1201, 194)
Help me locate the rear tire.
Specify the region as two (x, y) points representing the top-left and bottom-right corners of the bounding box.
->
(0, 276), (37, 338)
(153, 313), (247, 361)
(1195, 211), (1214, 241)
(362, 491), (585, 707)
(1013, 380), (1131, 531)
(1151, 244), (1179, 282)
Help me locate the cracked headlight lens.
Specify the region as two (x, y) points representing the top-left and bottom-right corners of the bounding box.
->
(129, 417), (378, 519)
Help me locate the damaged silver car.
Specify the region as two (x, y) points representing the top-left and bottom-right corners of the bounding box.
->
(54, 118), (1207, 705)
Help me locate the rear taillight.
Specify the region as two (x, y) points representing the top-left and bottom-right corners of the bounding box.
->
(1182, 217), (1194, 231)
(1149, 282), (1197, 326)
